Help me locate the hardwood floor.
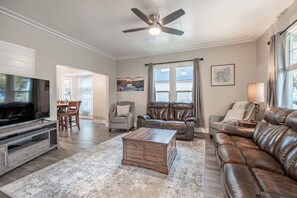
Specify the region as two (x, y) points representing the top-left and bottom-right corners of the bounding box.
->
(0, 120), (223, 198)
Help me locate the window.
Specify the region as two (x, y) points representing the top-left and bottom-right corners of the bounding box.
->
(0, 74), (6, 102)
(13, 76), (32, 102)
(153, 62), (193, 102)
(286, 26), (297, 109)
(77, 76), (93, 116)
(61, 77), (72, 101)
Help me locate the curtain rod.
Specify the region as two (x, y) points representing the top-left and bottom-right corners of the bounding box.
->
(144, 58), (203, 66)
(267, 19), (297, 45)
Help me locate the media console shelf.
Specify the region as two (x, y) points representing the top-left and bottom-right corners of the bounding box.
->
(0, 120), (58, 176)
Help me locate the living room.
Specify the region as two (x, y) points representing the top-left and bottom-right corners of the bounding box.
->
(0, 0), (297, 197)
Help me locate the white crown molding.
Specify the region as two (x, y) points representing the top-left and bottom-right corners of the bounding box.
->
(1, 2), (290, 61)
(0, 6), (116, 60)
(115, 38), (255, 60)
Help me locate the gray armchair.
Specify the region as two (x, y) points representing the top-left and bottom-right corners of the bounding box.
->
(209, 102), (255, 139)
(109, 101), (135, 132)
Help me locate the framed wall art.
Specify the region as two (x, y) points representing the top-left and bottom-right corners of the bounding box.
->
(211, 64), (235, 86)
(117, 76), (144, 92)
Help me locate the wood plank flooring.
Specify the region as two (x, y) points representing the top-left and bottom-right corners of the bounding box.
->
(0, 120), (223, 198)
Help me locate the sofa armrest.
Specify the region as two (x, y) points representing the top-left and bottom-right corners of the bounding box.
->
(185, 116), (196, 123)
(137, 114), (150, 129)
(219, 125), (254, 139)
(209, 115), (225, 123)
(109, 112), (116, 119)
(137, 114), (151, 120)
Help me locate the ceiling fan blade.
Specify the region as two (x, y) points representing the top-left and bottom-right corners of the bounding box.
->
(161, 27), (184, 35)
(123, 27), (149, 33)
(160, 9), (185, 25)
(131, 8), (152, 25)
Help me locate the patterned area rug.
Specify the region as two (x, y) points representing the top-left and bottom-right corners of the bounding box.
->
(0, 135), (205, 198)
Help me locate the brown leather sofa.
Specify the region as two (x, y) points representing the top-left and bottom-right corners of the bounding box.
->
(214, 107), (297, 198)
(137, 102), (196, 140)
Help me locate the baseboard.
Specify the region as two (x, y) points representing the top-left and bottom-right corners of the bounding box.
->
(194, 127), (209, 134)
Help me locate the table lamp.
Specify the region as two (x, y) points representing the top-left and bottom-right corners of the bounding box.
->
(247, 83), (264, 121)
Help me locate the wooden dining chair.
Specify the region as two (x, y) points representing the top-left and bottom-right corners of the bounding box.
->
(67, 101), (81, 130)
(57, 101), (69, 131)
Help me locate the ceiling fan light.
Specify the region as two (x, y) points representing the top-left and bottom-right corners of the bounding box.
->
(149, 27), (161, 35)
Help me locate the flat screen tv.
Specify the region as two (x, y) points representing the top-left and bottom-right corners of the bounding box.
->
(0, 73), (50, 127)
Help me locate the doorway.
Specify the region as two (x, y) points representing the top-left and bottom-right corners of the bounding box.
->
(56, 65), (108, 125)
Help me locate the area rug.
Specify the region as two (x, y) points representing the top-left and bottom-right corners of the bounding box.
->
(0, 135), (205, 198)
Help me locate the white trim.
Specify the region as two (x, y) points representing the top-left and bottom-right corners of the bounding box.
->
(115, 39), (254, 60)
(0, 6), (116, 60)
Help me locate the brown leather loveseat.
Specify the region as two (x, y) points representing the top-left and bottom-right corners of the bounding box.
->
(137, 102), (196, 140)
(214, 107), (297, 197)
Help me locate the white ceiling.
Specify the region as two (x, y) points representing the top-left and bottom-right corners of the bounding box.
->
(0, 0), (295, 59)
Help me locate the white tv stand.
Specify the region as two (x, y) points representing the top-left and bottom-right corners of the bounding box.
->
(0, 120), (58, 176)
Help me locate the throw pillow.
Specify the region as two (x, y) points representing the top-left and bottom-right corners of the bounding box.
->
(117, 105), (130, 117)
(222, 109), (245, 123)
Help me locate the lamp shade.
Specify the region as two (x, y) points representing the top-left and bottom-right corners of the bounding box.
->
(247, 83), (264, 102)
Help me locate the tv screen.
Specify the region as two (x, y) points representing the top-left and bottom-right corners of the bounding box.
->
(0, 73), (50, 127)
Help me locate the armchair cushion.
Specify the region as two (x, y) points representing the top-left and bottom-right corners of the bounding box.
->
(110, 116), (127, 123)
(117, 105), (130, 117)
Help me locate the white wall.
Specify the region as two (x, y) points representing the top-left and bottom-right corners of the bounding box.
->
(93, 73), (108, 122)
(0, 14), (116, 120)
(256, 1), (297, 90)
(116, 42), (257, 129)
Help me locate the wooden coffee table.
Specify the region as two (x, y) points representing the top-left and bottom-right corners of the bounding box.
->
(122, 127), (177, 174)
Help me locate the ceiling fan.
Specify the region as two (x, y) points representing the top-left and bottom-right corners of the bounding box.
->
(123, 8), (185, 36)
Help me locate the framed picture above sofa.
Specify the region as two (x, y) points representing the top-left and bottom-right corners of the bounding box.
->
(211, 64), (235, 86)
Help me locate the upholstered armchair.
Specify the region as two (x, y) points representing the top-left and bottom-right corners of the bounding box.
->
(209, 101), (256, 139)
(109, 101), (135, 132)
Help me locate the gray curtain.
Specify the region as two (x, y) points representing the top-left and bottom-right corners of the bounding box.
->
(193, 58), (205, 127)
(267, 33), (287, 107)
(147, 63), (155, 102)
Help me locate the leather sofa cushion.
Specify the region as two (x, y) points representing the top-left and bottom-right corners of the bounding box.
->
(110, 116), (127, 123)
(230, 136), (259, 150)
(274, 129), (297, 164)
(253, 168), (297, 197)
(283, 146), (297, 181)
(142, 119), (164, 129)
(148, 108), (169, 120)
(170, 102), (193, 121)
(286, 111), (297, 131)
(217, 144), (285, 174)
(215, 133), (258, 150)
(240, 148), (285, 175)
(222, 163), (262, 198)
(214, 133), (235, 147)
(255, 125), (288, 152)
(217, 145), (246, 166)
(264, 107), (294, 125)
(163, 121), (186, 134)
